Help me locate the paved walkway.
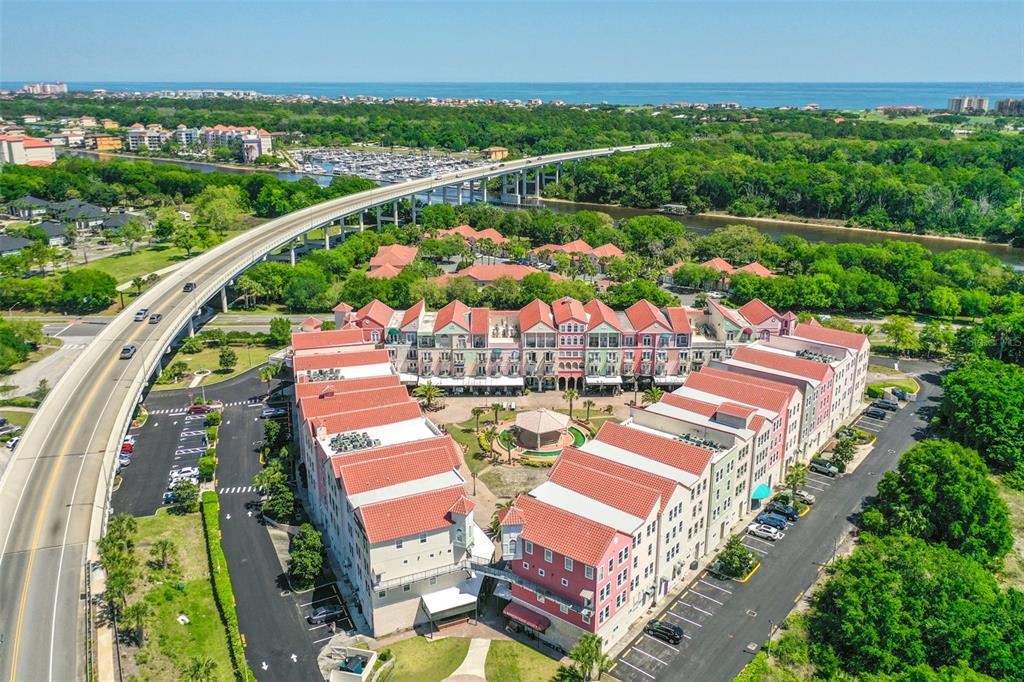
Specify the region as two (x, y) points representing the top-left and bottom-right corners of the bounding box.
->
(444, 638), (490, 681)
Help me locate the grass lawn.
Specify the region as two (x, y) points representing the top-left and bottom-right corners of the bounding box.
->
(867, 377), (920, 394)
(0, 410), (33, 429)
(993, 475), (1024, 591)
(120, 510), (235, 682)
(5, 337), (63, 374)
(868, 363), (902, 376)
(152, 344), (276, 391)
(485, 639), (562, 682)
(385, 636), (469, 682)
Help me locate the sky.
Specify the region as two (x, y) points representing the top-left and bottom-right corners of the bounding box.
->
(1, 1), (1022, 83)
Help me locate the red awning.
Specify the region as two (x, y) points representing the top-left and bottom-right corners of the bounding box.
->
(503, 601), (551, 632)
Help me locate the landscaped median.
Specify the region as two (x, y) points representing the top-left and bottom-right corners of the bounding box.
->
(200, 491), (256, 681)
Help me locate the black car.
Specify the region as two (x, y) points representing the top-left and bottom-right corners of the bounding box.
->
(644, 619), (684, 644)
(872, 399), (899, 411)
(765, 501), (799, 521)
(863, 407), (887, 420)
(756, 512), (789, 531)
(307, 605), (344, 625)
(182, 282), (196, 293)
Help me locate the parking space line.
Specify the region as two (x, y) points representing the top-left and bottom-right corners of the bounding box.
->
(311, 634), (335, 644)
(307, 623), (328, 631)
(803, 482), (827, 491)
(744, 535), (775, 548)
(629, 647), (666, 665)
(665, 611), (702, 627)
(616, 659), (654, 679)
(687, 590), (723, 605)
(641, 634), (679, 652)
(298, 596), (340, 608)
(740, 541), (769, 555)
(698, 579), (732, 594)
(676, 601), (713, 616)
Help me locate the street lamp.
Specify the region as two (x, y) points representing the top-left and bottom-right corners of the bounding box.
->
(766, 619), (776, 660)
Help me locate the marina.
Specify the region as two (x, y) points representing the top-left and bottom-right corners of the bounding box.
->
(291, 146), (488, 183)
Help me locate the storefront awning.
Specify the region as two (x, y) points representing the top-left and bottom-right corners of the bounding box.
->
(751, 483), (772, 500)
(586, 376), (622, 385)
(654, 376), (687, 385)
(503, 602), (551, 632)
(421, 574), (483, 617)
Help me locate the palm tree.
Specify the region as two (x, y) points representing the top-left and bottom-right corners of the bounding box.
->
(471, 406), (486, 433)
(181, 655), (218, 682)
(641, 386), (664, 406)
(583, 399), (596, 422)
(132, 276), (147, 296)
(413, 383), (442, 409)
(483, 426), (498, 461)
(259, 363), (281, 394)
(490, 402), (503, 425)
(122, 601), (151, 646)
(694, 292), (709, 309)
(563, 388), (579, 419)
(150, 538), (176, 570)
(784, 463), (809, 507)
(490, 500), (514, 536)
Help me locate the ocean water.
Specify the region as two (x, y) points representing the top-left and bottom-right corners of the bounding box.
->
(38, 81), (1024, 109)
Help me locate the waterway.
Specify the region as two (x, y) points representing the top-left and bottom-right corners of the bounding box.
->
(64, 151), (1024, 266)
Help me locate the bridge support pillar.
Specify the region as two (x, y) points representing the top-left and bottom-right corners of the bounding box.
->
(220, 287), (228, 313)
(393, 202), (399, 226)
(303, 232), (308, 246)
(535, 169), (542, 198)
(324, 225), (331, 250)
(520, 171), (527, 201)
(457, 184), (463, 206)
(411, 198), (417, 225)
(482, 181), (487, 203)
(290, 242), (296, 267)
(188, 317), (195, 338)
(359, 212), (365, 231)
(556, 163), (561, 183)
(376, 206), (382, 230)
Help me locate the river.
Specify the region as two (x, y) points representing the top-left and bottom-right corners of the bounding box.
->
(65, 150), (1024, 266)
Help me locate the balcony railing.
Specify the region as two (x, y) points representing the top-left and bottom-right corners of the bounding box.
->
(375, 559), (470, 590)
(471, 562), (593, 616)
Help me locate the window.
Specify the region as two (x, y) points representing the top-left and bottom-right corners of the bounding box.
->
(378, 590), (386, 598)
(585, 565), (594, 580)
(419, 533), (427, 544)
(525, 541), (534, 555)
(403, 584), (411, 592)
(582, 613), (591, 625)
(544, 549), (553, 563)
(455, 528), (463, 544)
(565, 557), (573, 571)
(538, 568), (545, 577)
(537, 593), (545, 604)
(395, 539), (403, 549)
(560, 604), (569, 614)
(561, 578), (569, 587)
(509, 538), (517, 555)
(429, 577), (437, 585)
(523, 561), (530, 570)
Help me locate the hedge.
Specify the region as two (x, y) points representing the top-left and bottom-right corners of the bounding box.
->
(200, 491), (255, 682)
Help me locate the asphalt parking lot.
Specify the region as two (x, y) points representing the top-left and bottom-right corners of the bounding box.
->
(610, 368), (944, 682)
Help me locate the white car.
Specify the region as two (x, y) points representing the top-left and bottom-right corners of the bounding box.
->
(171, 466), (199, 479)
(747, 523), (785, 541)
(123, 435), (136, 446)
(167, 476), (198, 490)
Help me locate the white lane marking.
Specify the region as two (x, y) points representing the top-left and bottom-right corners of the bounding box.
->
(676, 601), (713, 616)
(687, 590), (724, 605)
(629, 647), (666, 665)
(740, 542), (769, 555)
(616, 659), (654, 679)
(641, 634), (679, 652)
(745, 535), (775, 548)
(698, 579), (732, 594)
(665, 611), (702, 627)
(803, 482), (827, 491)
(311, 635), (334, 644)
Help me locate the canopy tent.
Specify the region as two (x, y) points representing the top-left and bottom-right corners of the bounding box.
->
(514, 408), (570, 450)
(421, 573), (483, 619)
(503, 601), (551, 632)
(751, 483), (772, 500)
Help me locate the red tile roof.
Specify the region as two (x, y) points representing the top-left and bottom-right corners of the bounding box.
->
(738, 299), (780, 326)
(474, 228), (509, 245)
(357, 485), (465, 544)
(583, 299), (621, 331)
(549, 457), (661, 519)
(691, 366), (796, 410)
(294, 375), (400, 399)
(355, 300), (395, 328)
(299, 386), (413, 420)
(369, 244), (418, 268)
(701, 257), (735, 273)
(293, 348), (391, 372)
(735, 262), (775, 278)
(470, 307), (490, 335)
(290, 328), (372, 352)
(449, 264), (551, 283)
(531, 239), (593, 256)
(595, 422), (713, 476)
(791, 323), (869, 351)
(731, 346), (832, 382)
(664, 307), (692, 333)
(552, 297), (586, 324)
(448, 496), (476, 516)
(558, 447), (679, 509)
(313, 400), (423, 436)
(400, 300), (425, 329)
(436, 225), (509, 245)
(333, 302), (354, 313)
(336, 440), (461, 495)
(498, 506), (526, 526)
(710, 300), (747, 328)
(590, 243), (624, 258)
(299, 316), (322, 330)
(660, 392), (718, 418)
(515, 495), (623, 566)
(24, 160), (53, 166)
(519, 299), (554, 331)
(624, 299), (669, 332)
(717, 401), (757, 418)
(366, 263), (402, 279)
(434, 300), (471, 332)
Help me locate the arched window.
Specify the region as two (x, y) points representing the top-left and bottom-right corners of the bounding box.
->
(455, 528), (464, 544)
(509, 538), (517, 555)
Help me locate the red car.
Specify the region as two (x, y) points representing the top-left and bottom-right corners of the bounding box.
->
(188, 404), (214, 414)
(121, 442), (134, 454)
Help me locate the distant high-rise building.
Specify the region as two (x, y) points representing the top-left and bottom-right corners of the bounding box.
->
(995, 98), (1024, 117)
(947, 96), (989, 113)
(18, 82), (68, 95)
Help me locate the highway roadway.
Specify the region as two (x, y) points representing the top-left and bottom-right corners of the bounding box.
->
(0, 143), (663, 682)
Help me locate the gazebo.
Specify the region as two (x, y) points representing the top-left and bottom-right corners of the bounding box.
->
(514, 409), (570, 450)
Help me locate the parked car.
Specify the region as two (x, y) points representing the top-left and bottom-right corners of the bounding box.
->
(892, 388), (908, 401)
(307, 605), (345, 625)
(809, 458), (839, 477)
(119, 344), (137, 360)
(167, 476), (198, 490)
(644, 619), (684, 644)
(133, 308), (149, 322)
(118, 455), (131, 467)
(149, 313), (162, 324)
(863, 407), (887, 420)
(123, 434), (136, 446)
(8, 436), (20, 450)
(872, 399), (899, 411)
(188, 403), (214, 414)
(765, 501), (799, 521)
(162, 491), (177, 505)
(171, 466), (199, 478)
(794, 489), (816, 505)
(182, 282), (196, 293)
(0, 416), (9, 427)
(747, 523), (785, 541)
(120, 442), (134, 454)
(261, 407), (287, 419)
(756, 512), (789, 531)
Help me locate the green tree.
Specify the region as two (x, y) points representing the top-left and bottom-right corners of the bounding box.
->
(217, 347), (238, 372)
(880, 315), (918, 357)
(939, 358), (1024, 470)
(419, 203), (458, 230)
(269, 317), (292, 346)
(115, 216), (148, 254)
(716, 535), (756, 578)
(583, 399), (596, 421)
(569, 633), (608, 681)
(413, 382), (442, 409)
(171, 222), (212, 257)
(563, 388), (579, 418)
(149, 538), (176, 570)
(641, 386), (664, 406)
(193, 185), (244, 232)
(471, 406), (486, 433)
(919, 320), (954, 359)
(784, 463), (809, 506)
(122, 600), (152, 646)
(180, 655), (218, 682)
(490, 401), (503, 425)
(58, 268), (118, 312)
(152, 205), (185, 242)
(288, 523), (324, 587)
(172, 479), (199, 514)
(832, 437), (857, 472)
(926, 286), (961, 320)
(259, 363), (281, 393)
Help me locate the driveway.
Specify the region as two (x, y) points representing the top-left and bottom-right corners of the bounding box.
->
(610, 367), (944, 682)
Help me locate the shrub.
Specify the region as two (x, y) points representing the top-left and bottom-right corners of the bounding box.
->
(716, 536), (756, 578)
(205, 411), (222, 427)
(866, 385), (885, 399)
(198, 457), (217, 482)
(206, 447), (217, 457)
(206, 426), (219, 444)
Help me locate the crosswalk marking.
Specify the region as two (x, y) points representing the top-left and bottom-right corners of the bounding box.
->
(218, 486), (258, 494)
(146, 400), (261, 416)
